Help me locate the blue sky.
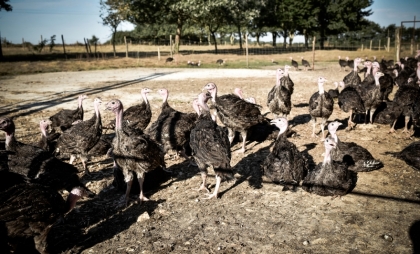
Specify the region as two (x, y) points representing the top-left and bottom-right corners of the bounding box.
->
(0, 0), (419, 44)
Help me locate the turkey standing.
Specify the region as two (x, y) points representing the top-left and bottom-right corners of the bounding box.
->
(106, 99), (166, 206)
(35, 119), (60, 153)
(388, 85), (420, 135)
(261, 118), (307, 191)
(104, 88), (152, 132)
(359, 72), (385, 124)
(54, 98), (102, 175)
(346, 57), (354, 70)
(49, 94), (87, 131)
(372, 62), (394, 102)
(338, 56), (348, 71)
(343, 57), (362, 88)
(384, 141), (420, 170)
(0, 117), (94, 195)
(190, 92), (233, 199)
(328, 121), (383, 172)
(301, 57), (310, 71)
(0, 184), (89, 254)
(308, 77), (334, 139)
(267, 69), (292, 118)
(302, 137), (357, 197)
(289, 57), (298, 71)
(204, 82), (265, 153)
(338, 76), (365, 131)
(216, 59), (225, 65)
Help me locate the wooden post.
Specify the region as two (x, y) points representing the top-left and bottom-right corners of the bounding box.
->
(83, 38), (89, 54)
(370, 40), (372, 51)
(312, 36), (316, 71)
(387, 37), (390, 52)
(246, 33), (249, 68)
(361, 44), (364, 51)
(169, 35), (173, 57)
(158, 47), (161, 60)
(378, 40), (381, 51)
(22, 38), (25, 49)
(61, 35), (67, 60)
(124, 36), (128, 58)
(396, 28), (401, 62)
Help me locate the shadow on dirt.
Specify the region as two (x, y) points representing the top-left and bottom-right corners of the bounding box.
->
(0, 72), (174, 118)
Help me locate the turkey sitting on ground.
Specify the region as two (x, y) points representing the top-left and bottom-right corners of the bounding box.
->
(204, 82), (265, 153)
(301, 57), (310, 71)
(267, 69), (292, 118)
(34, 119), (60, 153)
(216, 59), (225, 65)
(0, 184), (89, 254)
(302, 136), (357, 197)
(165, 57), (174, 63)
(54, 98), (102, 175)
(261, 118), (307, 191)
(104, 88), (152, 132)
(338, 56), (348, 71)
(106, 99), (166, 206)
(289, 57), (298, 71)
(308, 77), (334, 139)
(49, 94), (88, 131)
(338, 76), (365, 131)
(384, 141), (420, 170)
(0, 117), (95, 195)
(190, 92), (233, 199)
(328, 121), (383, 172)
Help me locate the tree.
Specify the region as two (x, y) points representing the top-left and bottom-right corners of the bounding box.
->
(49, 35), (56, 52)
(0, 0), (12, 60)
(100, 0), (124, 57)
(90, 35), (100, 55)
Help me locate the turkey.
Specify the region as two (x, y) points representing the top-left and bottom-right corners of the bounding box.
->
(328, 121), (383, 172)
(301, 57), (310, 71)
(384, 141), (420, 170)
(0, 117), (94, 195)
(327, 82), (340, 99)
(346, 57), (354, 70)
(104, 88), (152, 132)
(359, 72), (385, 124)
(343, 57), (362, 88)
(0, 183), (89, 254)
(372, 62), (394, 101)
(388, 85), (420, 135)
(204, 82), (265, 153)
(106, 99), (166, 206)
(190, 92), (233, 199)
(54, 98), (102, 175)
(35, 119), (60, 153)
(308, 77), (334, 139)
(267, 69), (292, 118)
(280, 65), (294, 94)
(165, 57), (174, 63)
(146, 97), (200, 162)
(261, 118), (307, 191)
(49, 94), (87, 131)
(216, 59), (225, 65)
(338, 56), (347, 71)
(338, 77), (365, 131)
(302, 136), (357, 197)
(289, 56), (298, 71)
(272, 59), (279, 64)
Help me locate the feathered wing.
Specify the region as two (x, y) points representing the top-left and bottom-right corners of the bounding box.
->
(309, 93), (334, 118)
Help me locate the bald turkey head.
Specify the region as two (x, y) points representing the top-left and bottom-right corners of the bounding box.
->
(106, 99), (123, 114)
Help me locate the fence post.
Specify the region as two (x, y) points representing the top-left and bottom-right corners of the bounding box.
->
(61, 35), (67, 60)
(246, 33), (249, 68)
(378, 40), (381, 51)
(170, 35), (173, 57)
(124, 36), (128, 58)
(370, 40), (372, 51)
(158, 47), (160, 61)
(361, 44), (364, 51)
(312, 36), (316, 71)
(396, 28), (401, 62)
(22, 38), (24, 49)
(387, 37), (390, 52)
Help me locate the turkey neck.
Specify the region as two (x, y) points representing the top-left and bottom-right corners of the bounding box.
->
(284, 67), (289, 77)
(94, 100), (101, 121)
(142, 91), (149, 105)
(323, 147), (332, 165)
(276, 125), (288, 139)
(115, 105), (124, 131)
(318, 82), (325, 95)
(209, 87), (217, 104)
(276, 72), (283, 86)
(374, 75), (380, 86)
(4, 126), (16, 151)
(78, 96), (83, 109)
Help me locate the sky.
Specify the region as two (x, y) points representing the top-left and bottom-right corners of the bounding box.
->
(0, 0), (419, 45)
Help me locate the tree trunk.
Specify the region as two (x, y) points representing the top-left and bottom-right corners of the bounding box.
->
(255, 32), (261, 46)
(304, 30), (309, 48)
(174, 20), (182, 54)
(272, 32), (277, 47)
(319, 28), (325, 49)
(237, 25), (243, 50)
(211, 32), (218, 54)
(283, 31), (287, 49)
(112, 29), (117, 57)
(0, 32), (3, 61)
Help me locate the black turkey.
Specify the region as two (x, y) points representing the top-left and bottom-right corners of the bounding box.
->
(338, 77), (365, 131)
(359, 72), (385, 124)
(106, 99), (165, 206)
(0, 117), (94, 195)
(301, 57), (310, 71)
(343, 57), (362, 88)
(289, 56), (298, 71)
(165, 57), (174, 63)
(34, 119), (60, 153)
(49, 94), (87, 131)
(388, 85), (420, 135)
(0, 184), (88, 254)
(55, 98), (102, 175)
(338, 56), (347, 71)
(281, 65), (294, 94)
(190, 92), (233, 199)
(204, 82), (265, 153)
(308, 77), (334, 139)
(216, 59), (225, 65)
(104, 88), (152, 131)
(384, 141), (420, 170)
(328, 121), (383, 172)
(267, 69), (292, 118)
(327, 82), (340, 99)
(302, 137), (357, 197)
(346, 57), (354, 70)
(261, 118), (307, 190)
(372, 62), (394, 102)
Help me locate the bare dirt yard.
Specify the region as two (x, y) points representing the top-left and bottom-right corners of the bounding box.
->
(1, 63), (419, 253)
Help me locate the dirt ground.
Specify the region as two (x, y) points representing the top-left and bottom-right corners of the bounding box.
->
(1, 63), (420, 253)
